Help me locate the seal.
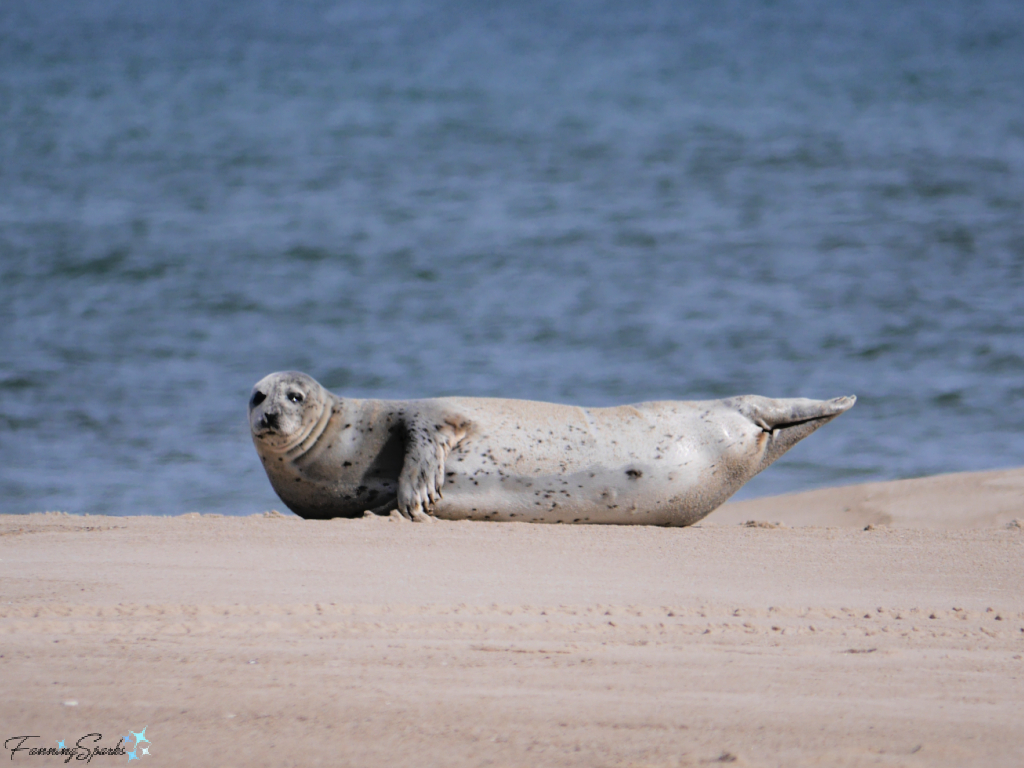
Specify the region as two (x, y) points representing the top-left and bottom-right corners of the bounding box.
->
(249, 371), (855, 526)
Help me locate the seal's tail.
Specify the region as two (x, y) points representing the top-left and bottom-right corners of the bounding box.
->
(730, 394), (857, 471)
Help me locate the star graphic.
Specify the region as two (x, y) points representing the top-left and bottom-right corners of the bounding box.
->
(123, 735), (133, 746)
(127, 750), (138, 761)
(57, 740), (65, 749)
(141, 747), (150, 756)
(131, 727), (150, 745)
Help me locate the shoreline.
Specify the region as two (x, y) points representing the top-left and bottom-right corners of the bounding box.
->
(10, 466), (1024, 530)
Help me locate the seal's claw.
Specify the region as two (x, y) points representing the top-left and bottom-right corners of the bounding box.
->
(409, 506), (434, 522)
(396, 486), (421, 520)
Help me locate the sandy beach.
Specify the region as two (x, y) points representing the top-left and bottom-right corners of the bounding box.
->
(2, 468), (1022, 767)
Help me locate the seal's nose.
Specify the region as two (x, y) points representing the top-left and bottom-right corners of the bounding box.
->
(259, 412), (280, 431)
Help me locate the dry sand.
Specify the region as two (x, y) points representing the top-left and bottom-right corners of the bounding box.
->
(2, 468), (1022, 767)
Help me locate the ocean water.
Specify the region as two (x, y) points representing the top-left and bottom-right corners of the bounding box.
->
(1, 0), (1023, 516)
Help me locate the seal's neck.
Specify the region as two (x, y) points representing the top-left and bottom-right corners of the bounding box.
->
(282, 398), (333, 459)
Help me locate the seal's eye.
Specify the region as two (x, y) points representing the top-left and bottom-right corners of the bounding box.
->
(287, 391), (304, 404)
(251, 391), (266, 407)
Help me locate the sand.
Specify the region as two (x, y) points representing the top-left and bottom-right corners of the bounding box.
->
(2, 469), (1022, 767)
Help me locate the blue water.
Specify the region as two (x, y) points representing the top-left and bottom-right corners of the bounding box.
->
(2, 0), (1023, 516)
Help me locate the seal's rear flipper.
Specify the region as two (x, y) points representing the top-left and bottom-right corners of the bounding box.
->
(730, 394), (856, 471)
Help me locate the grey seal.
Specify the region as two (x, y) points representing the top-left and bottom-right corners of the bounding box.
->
(249, 371), (855, 526)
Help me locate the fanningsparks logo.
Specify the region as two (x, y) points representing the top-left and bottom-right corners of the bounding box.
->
(4, 728), (152, 762)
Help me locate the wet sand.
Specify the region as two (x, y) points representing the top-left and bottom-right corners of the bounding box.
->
(2, 468), (1022, 767)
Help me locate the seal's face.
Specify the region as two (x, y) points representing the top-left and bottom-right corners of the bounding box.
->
(248, 371), (328, 452)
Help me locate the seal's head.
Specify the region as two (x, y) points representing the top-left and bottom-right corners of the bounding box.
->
(249, 371), (330, 453)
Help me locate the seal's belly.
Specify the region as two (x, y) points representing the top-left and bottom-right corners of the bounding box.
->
(425, 410), (748, 526)
(433, 462), (711, 526)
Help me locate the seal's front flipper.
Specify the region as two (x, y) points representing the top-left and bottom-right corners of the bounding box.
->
(396, 413), (470, 521)
(730, 394), (856, 470)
